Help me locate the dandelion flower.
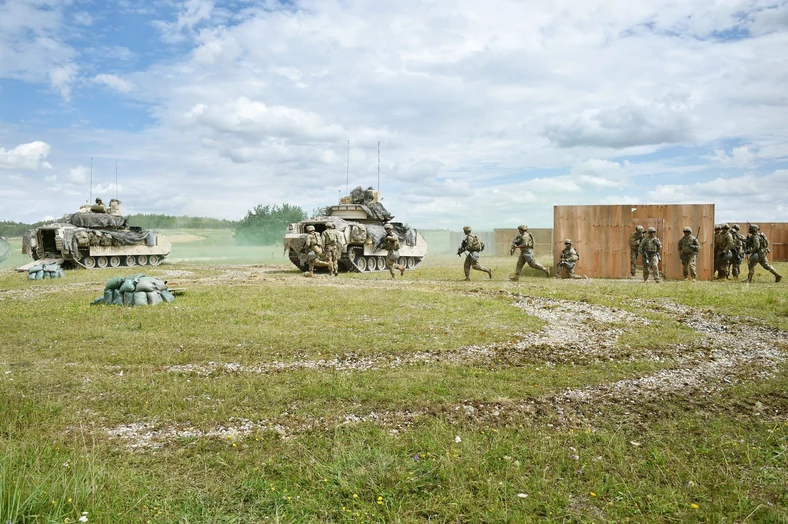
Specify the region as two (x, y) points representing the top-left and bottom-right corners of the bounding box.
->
(691, 503), (699, 509)
(590, 492), (596, 497)
(353, 493), (359, 499)
(455, 436), (462, 443)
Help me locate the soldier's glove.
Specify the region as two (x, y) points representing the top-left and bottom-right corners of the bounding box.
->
(510, 247), (515, 256)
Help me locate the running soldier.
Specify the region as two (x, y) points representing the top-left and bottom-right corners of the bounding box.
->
(714, 224), (734, 279)
(509, 225), (550, 280)
(678, 227), (700, 280)
(630, 225), (645, 278)
(457, 226), (492, 280)
(322, 222), (342, 276)
(745, 224), (782, 283)
(729, 224), (746, 279)
(303, 225), (333, 277)
(556, 239), (583, 279)
(640, 227), (662, 283)
(381, 223), (406, 279)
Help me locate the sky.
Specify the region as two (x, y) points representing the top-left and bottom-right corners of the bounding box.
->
(1, 0), (787, 229)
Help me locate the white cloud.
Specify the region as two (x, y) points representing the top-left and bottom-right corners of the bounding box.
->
(49, 63), (78, 101)
(0, 141), (52, 170)
(66, 165), (89, 184)
(93, 73), (135, 93)
(153, 0), (215, 43)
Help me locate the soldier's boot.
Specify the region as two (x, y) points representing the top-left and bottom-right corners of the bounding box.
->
(487, 268), (493, 279)
(509, 273), (520, 281)
(543, 268), (550, 278)
(399, 264), (406, 277)
(774, 272), (782, 283)
(389, 270), (396, 279)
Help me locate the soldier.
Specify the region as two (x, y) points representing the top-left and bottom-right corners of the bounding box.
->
(744, 224), (782, 283)
(678, 226), (700, 280)
(322, 222), (342, 276)
(712, 224), (722, 276)
(729, 224), (746, 279)
(303, 225), (333, 277)
(509, 225), (550, 280)
(630, 225), (645, 278)
(457, 226), (492, 281)
(91, 197), (107, 213)
(380, 223), (406, 279)
(556, 239), (583, 279)
(640, 227), (662, 283)
(714, 223), (734, 279)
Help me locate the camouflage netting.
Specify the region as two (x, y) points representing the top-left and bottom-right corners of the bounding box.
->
(348, 186), (394, 222)
(27, 262), (65, 280)
(66, 212), (128, 229)
(91, 274), (175, 306)
(0, 236), (11, 263)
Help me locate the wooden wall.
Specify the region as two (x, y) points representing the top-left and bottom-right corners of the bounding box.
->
(494, 228), (552, 257)
(553, 205), (716, 280)
(727, 222), (788, 262)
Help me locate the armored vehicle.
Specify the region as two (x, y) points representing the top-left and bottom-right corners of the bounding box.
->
(284, 186), (427, 273)
(22, 199), (171, 269)
(0, 236), (11, 264)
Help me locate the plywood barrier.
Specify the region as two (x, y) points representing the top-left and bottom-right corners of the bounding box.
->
(494, 229), (553, 258)
(726, 222), (788, 262)
(553, 205), (715, 280)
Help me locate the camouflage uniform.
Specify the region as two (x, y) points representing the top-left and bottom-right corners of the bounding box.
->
(729, 224), (746, 279)
(304, 226), (333, 276)
(640, 228), (662, 282)
(557, 240), (582, 279)
(678, 227), (700, 280)
(381, 224), (406, 279)
(714, 224), (734, 279)
(745, 225), (782, 283)
(630, 226), (645, 277)
(458, 226), (491, 280)
(322, 223), (342, 276)
(509, 225), (550, 280)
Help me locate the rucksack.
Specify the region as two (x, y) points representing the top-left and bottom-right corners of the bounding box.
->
(468, 235), (483, 251)
(760, 232), (768, 249)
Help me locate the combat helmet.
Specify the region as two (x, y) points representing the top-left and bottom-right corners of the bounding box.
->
(714, 224), (721, 230)
(647, 227), (656, 233)
(463, 226), (472, 233)
(635, 225), (644, 232)
(721, 223), (730, 230)
(305, 225), (315, 232)
(518, 224), (527, 232)
(749, 224), (759, 233)
(682, 227), (692, 233)
(384, 223), (393, 230)
(326, 222), (335, 229)
(564, 239), (572, 244)
(732, 224), (740, 231)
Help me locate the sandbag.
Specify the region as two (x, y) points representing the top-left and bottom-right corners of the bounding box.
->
(160, 289), (175, 303)
(28, 272), (37, 280)
(134, 278), (157, 292)
(146, 291), (162, 306)
(34, 270), (44, 280)
(112, 289), (123, 306)
(123, 292), (134, 306)
(58, 269), (66, 278)
(105, 276), (125, 290)
(133, 291), (148, 306)
(119, 279), (136, 293)
(43, 264), (60, 272)
(103, 290), (113, 304)
(28, 265), (43, 274)
(42, 272), (50, 279)
(91, 295), (106, 306)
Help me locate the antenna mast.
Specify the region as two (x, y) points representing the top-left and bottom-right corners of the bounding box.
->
(89, 158), (93, 203)
(377, 141), (380, 192)
(115, 160), (118, 200)
(345, 140), (349, 197)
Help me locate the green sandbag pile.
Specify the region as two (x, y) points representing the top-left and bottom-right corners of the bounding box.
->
(28, 262), (66, 280)
(91, 273), (175, 306)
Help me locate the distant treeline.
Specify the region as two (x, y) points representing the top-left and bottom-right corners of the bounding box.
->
(0, 220), (48, 237)
(125, 214), (237, 230)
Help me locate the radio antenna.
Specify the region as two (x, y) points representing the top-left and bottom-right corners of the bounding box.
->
(115, 160), (118, 200)
(377, 141), (380, 192)
(89, 157), (93, 203)
(345, 140), (350, 197)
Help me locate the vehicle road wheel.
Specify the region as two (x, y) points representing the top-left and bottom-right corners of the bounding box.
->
(137, 255), (148, 266)
(366, 256), (378, 271)
(109, 256), (121, 268)
(406, 257), (415, 269)
(97, 256), (108, 268)
(83, 256), (96, 269)
(125, 255), (136, 267)
(148, 256), (161, 266)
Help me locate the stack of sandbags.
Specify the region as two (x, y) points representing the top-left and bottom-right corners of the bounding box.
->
(91, 274), (175, 306)
(28, 262), (66, 280)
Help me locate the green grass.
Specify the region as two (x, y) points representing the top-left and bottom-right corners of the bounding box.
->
(1, 253), (786, 522)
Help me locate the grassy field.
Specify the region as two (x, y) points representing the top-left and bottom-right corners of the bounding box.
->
(1, 239), (787, 523)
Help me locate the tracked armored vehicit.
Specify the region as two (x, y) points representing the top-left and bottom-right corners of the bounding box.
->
(0, 236), (11, 264)
(284, 186), (427, 273)
(22, 199), (171, 269)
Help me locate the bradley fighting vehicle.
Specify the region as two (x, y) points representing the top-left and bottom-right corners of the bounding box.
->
(22, 199), (171, 269)
(284, 186), (427, 273)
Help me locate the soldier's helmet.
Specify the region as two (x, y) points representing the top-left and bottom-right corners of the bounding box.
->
(683, 227), (692, 233)
(732, 224), (740, 231)
(305, 225), (315, 232)
(636, 225), (644, 232)
(463, 226), (472, 233)
(95, 198), (102, 204)
(749, 224), (759, 232)
(714, 224), (721, 230)
(721, 223), (730, 229)
(564, 239), (572, 244)
(647, 227), (657, 233)
(384, 223), (393, 230)
(327, 222), (335, 229)
(518, 224), (527, 232)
